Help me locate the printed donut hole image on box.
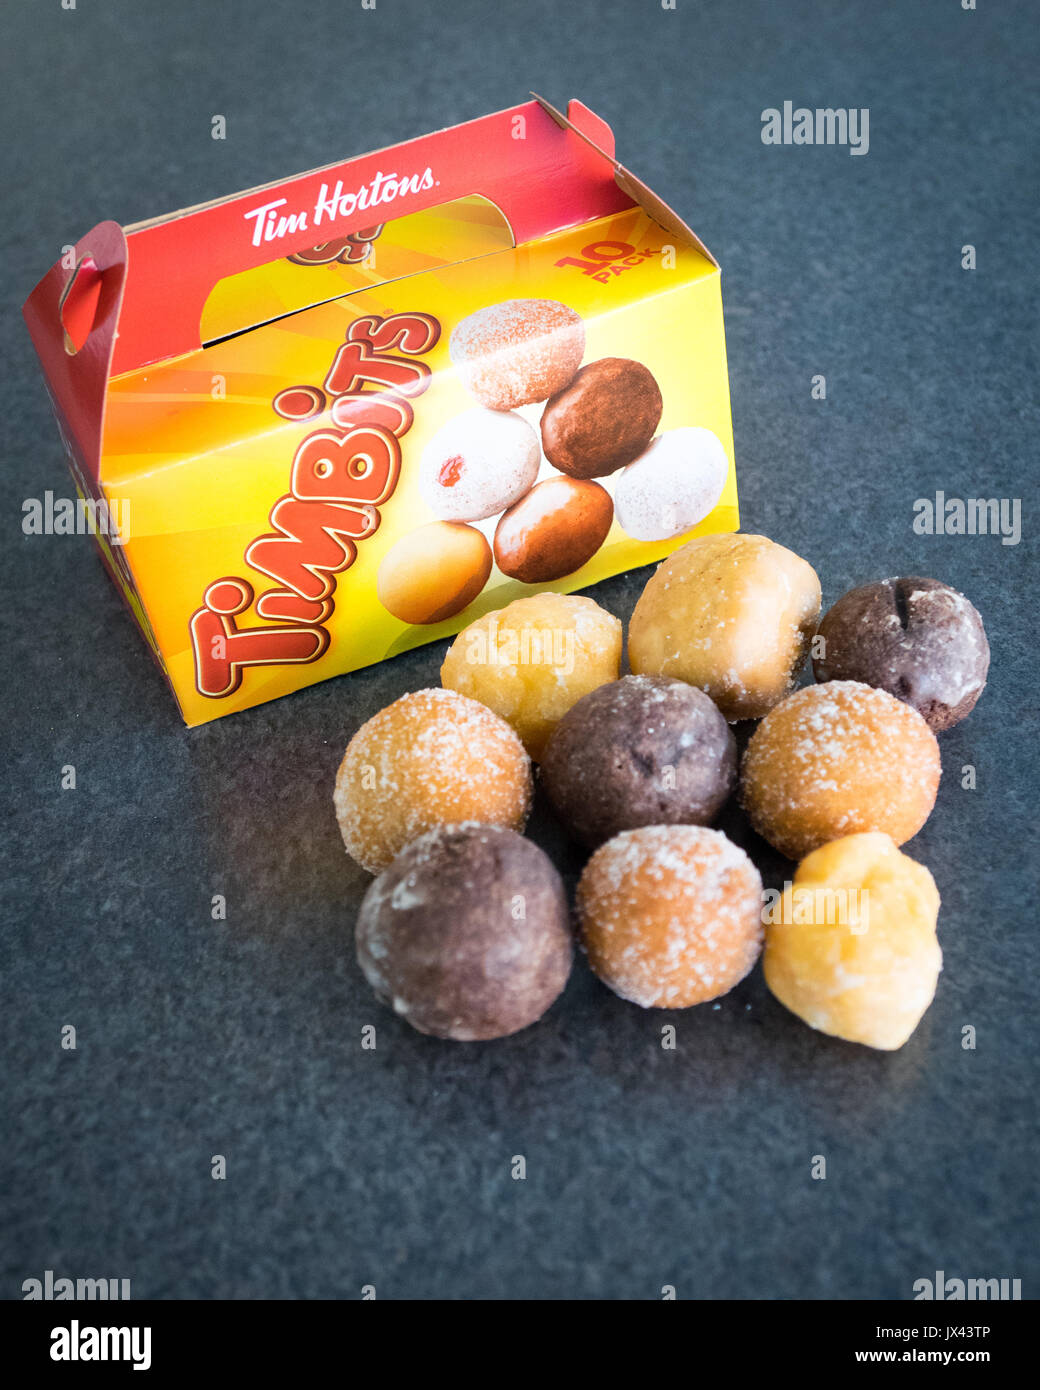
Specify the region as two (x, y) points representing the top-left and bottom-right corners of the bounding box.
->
(24, 96), (738, 728)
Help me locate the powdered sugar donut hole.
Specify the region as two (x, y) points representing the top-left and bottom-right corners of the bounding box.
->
(334, 688), (533, 874)
(614, 427), (729, 542)
(450, 299), (585, 410)
(576, 824), (764, 1008)
(418, 408), (540, 522)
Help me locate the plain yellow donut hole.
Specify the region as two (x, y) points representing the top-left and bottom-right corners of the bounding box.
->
(441, 592), (622, 761)
(763, 831), (941, 1050)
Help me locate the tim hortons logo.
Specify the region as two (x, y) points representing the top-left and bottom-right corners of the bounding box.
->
(190, 311), (441, 698)
(243, 168), (435, 249)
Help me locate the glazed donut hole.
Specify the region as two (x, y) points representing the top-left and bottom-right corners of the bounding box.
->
(377, 521), (491, 625)
(440, 592), (622, 761)
(493, 476), (613, 585)
(763, 832), (942, 1050)
(628, 532), (822, 721)
(576, 825), (764, 1009)
(356, 823), (573, 1041)
(741, 681), (941, 860)
(333, 688), (532, 874)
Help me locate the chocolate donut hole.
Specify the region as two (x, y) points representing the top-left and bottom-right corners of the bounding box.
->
(541, 357), (662, 479)
(356, 823), (573, 1041)
(540, 674), (737, 847)
(813, 576), (989, 731)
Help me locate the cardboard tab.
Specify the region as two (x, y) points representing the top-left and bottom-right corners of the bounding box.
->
(23, 220), (127, 482)
(532, 94), (718, 268)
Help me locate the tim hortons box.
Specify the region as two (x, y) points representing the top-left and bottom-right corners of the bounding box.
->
(23, 97), (739, 726)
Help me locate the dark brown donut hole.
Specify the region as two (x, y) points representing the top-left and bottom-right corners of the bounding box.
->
(356, 823), (572, 1041)
(813, 576), (989, 732)
(540, 357), (663, 479)
(540, 675), (737, 848)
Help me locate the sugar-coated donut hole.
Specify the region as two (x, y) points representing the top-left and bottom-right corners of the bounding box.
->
(577, 824), (764, 1009)
(334, 688), (532, 874)
(741, 681), (941, 859)
(449, 298), (585, 411)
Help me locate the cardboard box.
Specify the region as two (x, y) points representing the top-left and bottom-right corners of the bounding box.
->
(23, 96), (738, 726)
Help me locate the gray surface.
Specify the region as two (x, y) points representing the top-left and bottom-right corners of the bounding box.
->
(2, 0), (1037, 1300)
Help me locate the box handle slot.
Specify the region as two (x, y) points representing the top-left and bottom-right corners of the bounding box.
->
(59, 255), (105, 355)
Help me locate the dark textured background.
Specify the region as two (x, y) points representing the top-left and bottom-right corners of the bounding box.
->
(2, 0), (1037, 1300)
